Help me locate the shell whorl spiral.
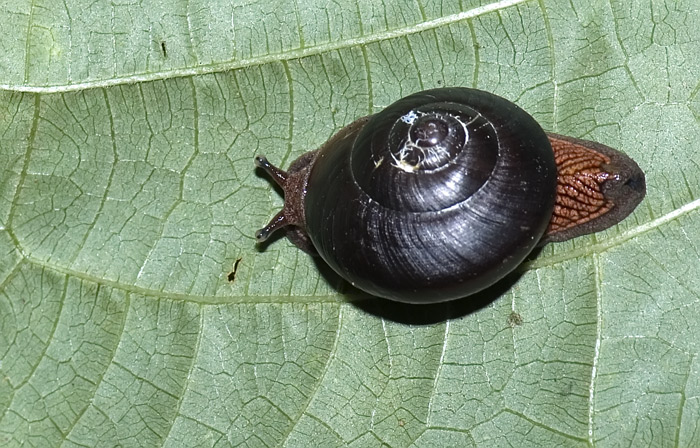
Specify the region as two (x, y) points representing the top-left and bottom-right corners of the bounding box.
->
(304, 88), (557, 302)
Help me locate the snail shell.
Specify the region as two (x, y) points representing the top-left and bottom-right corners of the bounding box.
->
(254, 88), (645, 303)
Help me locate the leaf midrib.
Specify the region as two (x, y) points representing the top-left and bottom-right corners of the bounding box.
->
(4, 0), (529, 94)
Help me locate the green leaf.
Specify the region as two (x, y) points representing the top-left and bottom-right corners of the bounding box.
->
(1, 0), (699, 446)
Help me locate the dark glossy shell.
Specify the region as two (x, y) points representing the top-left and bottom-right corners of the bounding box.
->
(304, 88), (557, 303)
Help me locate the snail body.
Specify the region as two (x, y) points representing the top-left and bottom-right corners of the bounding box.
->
(254, 88), (645, 304)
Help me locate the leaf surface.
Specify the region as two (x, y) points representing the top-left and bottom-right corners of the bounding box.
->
(1, 0), (699, 446)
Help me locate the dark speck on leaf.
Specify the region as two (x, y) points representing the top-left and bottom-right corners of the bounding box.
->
(228, 258), (242, 282)
(507, 311), (523, 327)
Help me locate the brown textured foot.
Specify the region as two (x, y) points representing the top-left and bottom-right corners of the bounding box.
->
(543, 133), (645, 243)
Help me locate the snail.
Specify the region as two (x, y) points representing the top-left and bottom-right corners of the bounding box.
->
(253, 88), (645, 304)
